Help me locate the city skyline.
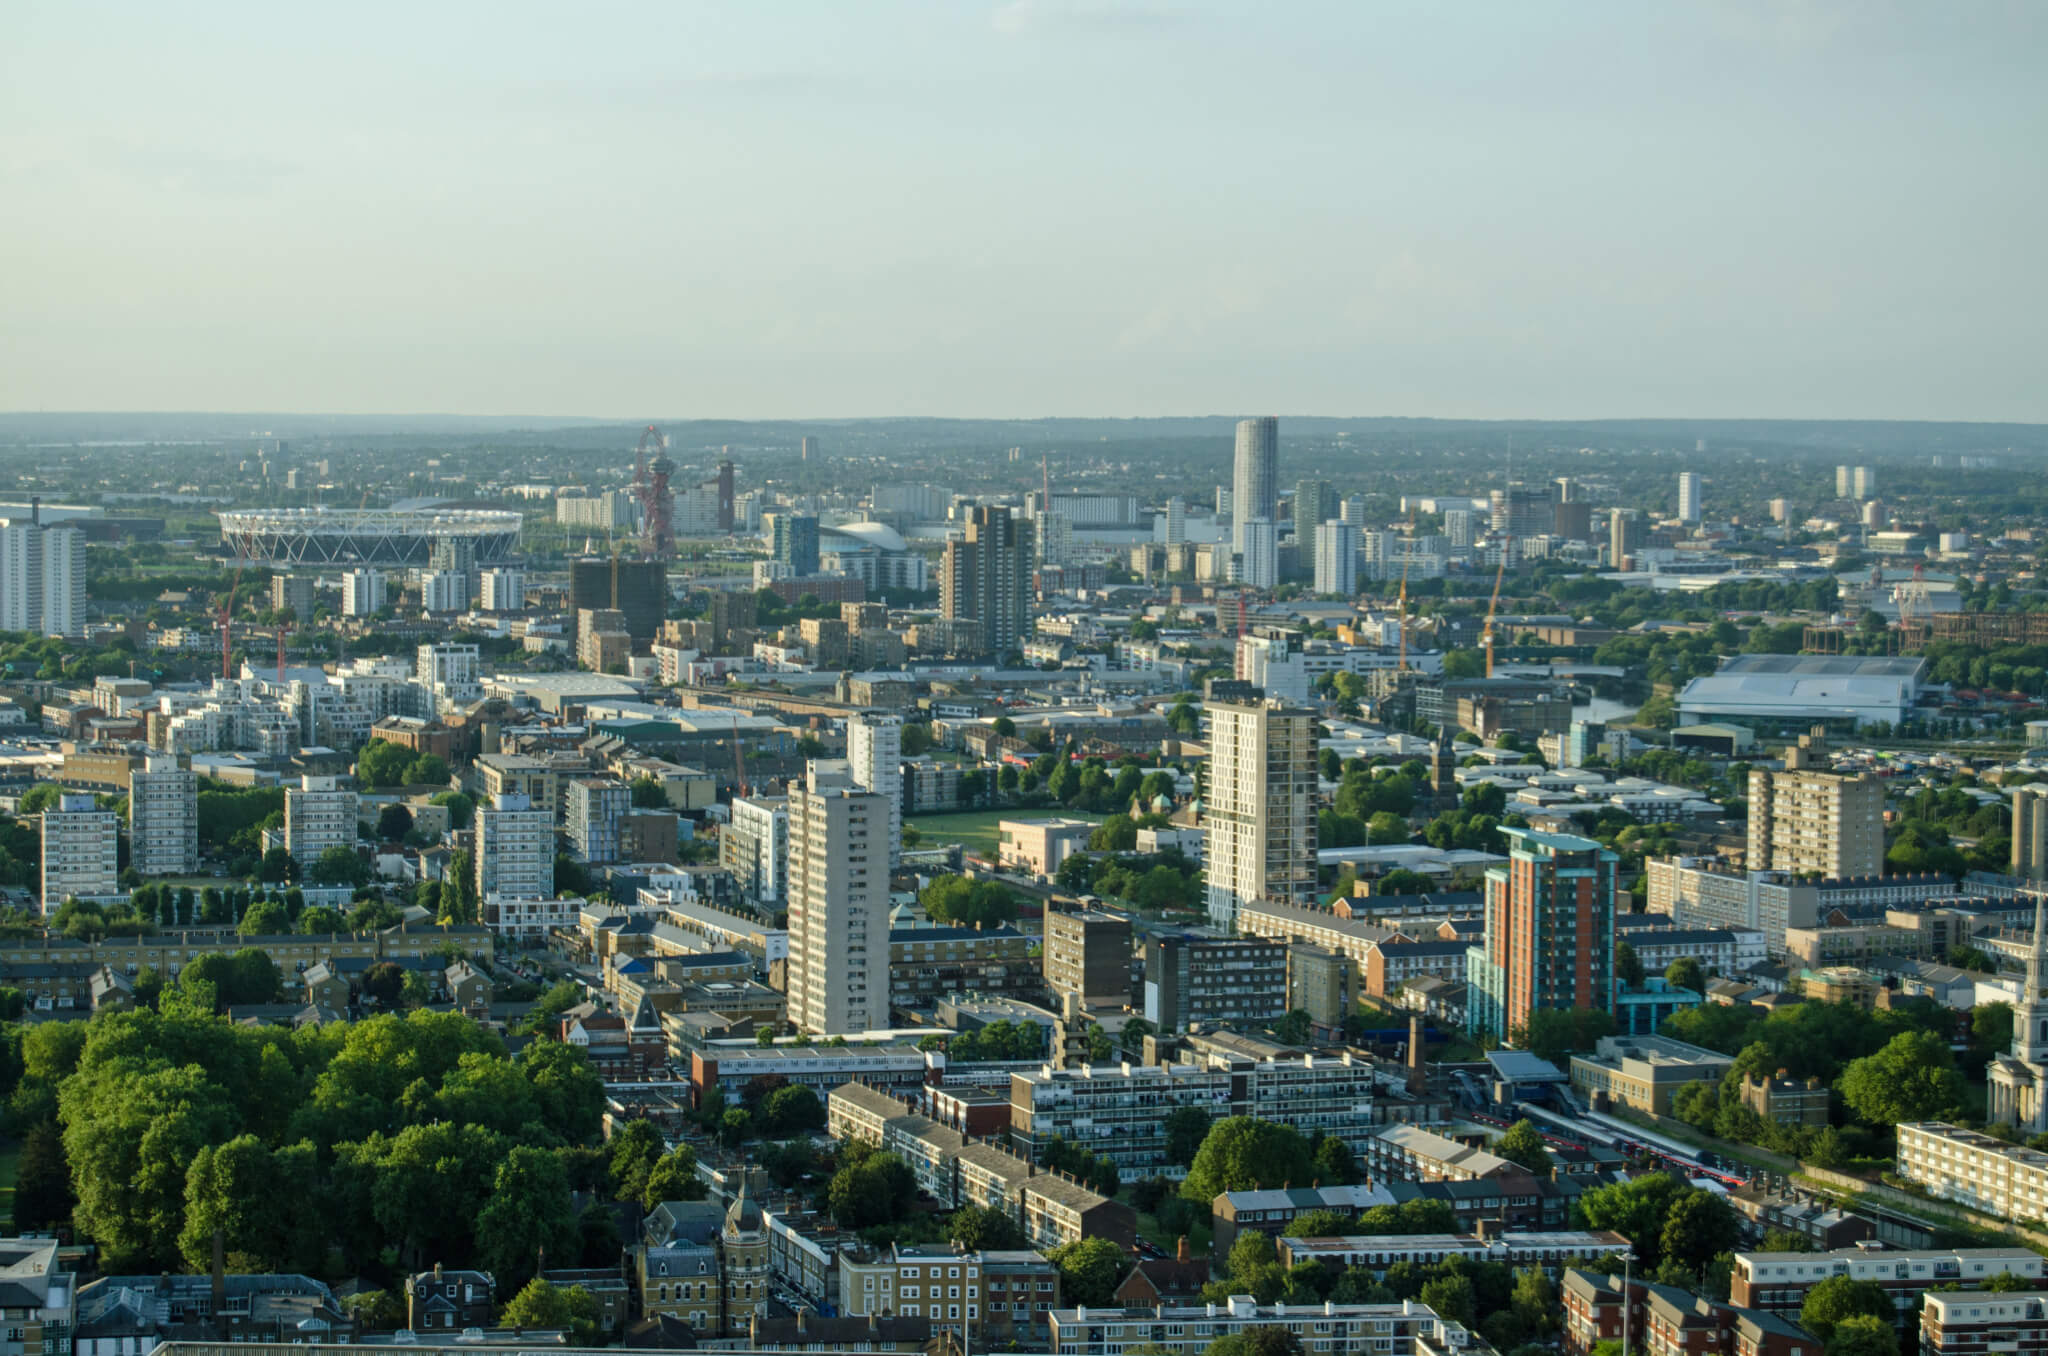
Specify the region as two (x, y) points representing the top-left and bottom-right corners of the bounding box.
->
(5, 3), (2045, 421)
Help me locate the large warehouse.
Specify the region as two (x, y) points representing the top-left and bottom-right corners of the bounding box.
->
(217, 506), (523, 565)
(1676, 654), (1927, 730)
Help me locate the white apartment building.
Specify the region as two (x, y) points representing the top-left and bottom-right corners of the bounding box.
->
(1896, 1122), (2048, 1222)
(480, 568), (526, 612)
(1049, 1296), (1482, 1356)
(0, 522), (85, 638)
(786, 763), (889, 1036)
(40, 792), (119, 908)
(1233, 517), (1278, 589)
(476, 791), (556, 910)
(556, 490), (635, 530)
(1235, 635), (1310, 705)
(284, 775), (358, 865)
(341, 569), (384, 618)
(723, 795), (790, 905)
(1315, 521), (1359, 596)
(418, 570), (465, 614)
(128, 753), (198, 877)
(415, 642), (482, 713)
(847, 711), (903, 868)
(1203, 694), (1319, 932)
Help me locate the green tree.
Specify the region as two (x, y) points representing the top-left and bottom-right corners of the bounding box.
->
(1515, 1007), (1616, 1064)
(1666, 957), (1706, 994)
(1825, 1315), (1898, 1356)
(1165, 1106), (1211, 1166)
(1617, 940), (1645, 989)
(629, 776), (667, 808)
(61, 1059), (237, 1269)
(1417, 1273), (1477, 1328)
(1180, 1116), (1314, 1203)
(498, 1277), (600, 1343)
(238, 899), (291, 936)
(606, 1120), (664, 1204)
(1494, 1120), (1552, 1175)
(1798, 1275), (1893, 1342)
(827, 1142), (914, 1228)
(1575, 1172), (1686, 1267)
(12, 1123), (72, 1232)
(376, 803), (415, 840)
(641, 1144), (707, 1207)
(355, 739), (414, 789)
(1659, 1189), (1740, 1275)
(306, 845), (370, 888)
(760, 1084), (825, 1137)
(257, 846), (300, 883)
(1047, 1235), (1125, 1307)
(1838, 1030), (1965, 1125)
(948, 1203), (1026, 1251)
(918, 876), (1018, 928)
(476, 1146), (580, 1292)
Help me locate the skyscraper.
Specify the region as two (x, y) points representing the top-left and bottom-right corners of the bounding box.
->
(767, 512), (820, 577)
(40, 792), (118, 910)
(1746, 729), (1884, 879)
(1852, 465), (1875, 499)
(0, 521), (85, 638)
(129, 753), (198, 878)
(717, 459), (736, 531)
(285, 775), (357, 866)
(1202, 688), (1319, 932)
(940, 506), (1032, 657)
(1294, 478), (1334, 530)
(846, 711), (903, 868)
(2015, 785), (2048, 880)
(568, 556), (667, 650)
(1677, 471), (1703, 524)
(786, 762), (889, 1035)
(1234, 517), (1278, 590)
(1314, 521), (1359, 596)
(1836, 464), (1853, 498)
(800, 436), (818, 462)
(342, 569), (384, 617)
(1466, 827), (1618, 1041)
(1609, 509), (1641, 569)
(1232, 417), (1278, 564)
(476, 792), (555, 907)
(1443, 509), (1475, 549)
(1164, 497), (1186, 545)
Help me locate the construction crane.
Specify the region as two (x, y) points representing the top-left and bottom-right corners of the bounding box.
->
(217, 552), (250, 680)
(1482, 540), (1509, 679)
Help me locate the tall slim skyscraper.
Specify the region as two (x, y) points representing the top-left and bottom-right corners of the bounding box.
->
(1232, 417), (1278, 565)
(1609, 508), (1641, 569)
(1313, 521), (1359, 596)
(846, 711), (903, 868)
(786, 762), (889, 1036)
(940, 506), (1032, 657)
(1467, 827), (1618, 1040)
(1836, 464), (1853, 498)
(1852, 465), (1875, 499)
(2015, 785), (2048, 880)
(1677, 471), (1703, 524)
(1164, 497), (1186, 545)
(1202, 688), (1318, 932)
(1443, 508), (1475, 548)
(716, 459), (736, 531)
(800, 436), (818, 462)
(41, 527), (84, 639)
(0, 522), (85, 638)
(129, 753), (198, 878)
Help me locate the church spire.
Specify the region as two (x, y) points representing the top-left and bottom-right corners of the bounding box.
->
(2030, 887), (2047, 1004)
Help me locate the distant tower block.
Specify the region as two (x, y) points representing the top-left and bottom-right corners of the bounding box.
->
(801, 436), (818, 462)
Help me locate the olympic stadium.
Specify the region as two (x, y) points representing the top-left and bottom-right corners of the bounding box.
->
(216, 507), (524, 566)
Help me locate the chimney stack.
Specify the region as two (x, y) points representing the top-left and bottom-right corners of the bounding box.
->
(1406, 1013), (1428, 1094)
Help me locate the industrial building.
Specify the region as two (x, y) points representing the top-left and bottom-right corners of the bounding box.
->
(1676, 654), (1926, 730)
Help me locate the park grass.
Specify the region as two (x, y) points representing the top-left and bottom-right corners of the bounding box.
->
(905, 808), (1104, 860)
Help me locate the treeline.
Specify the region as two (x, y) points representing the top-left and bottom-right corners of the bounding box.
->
(0, 998), (684, 1297)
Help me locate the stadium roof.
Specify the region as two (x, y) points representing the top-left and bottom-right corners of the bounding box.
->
(1678, 653), (1926, 727)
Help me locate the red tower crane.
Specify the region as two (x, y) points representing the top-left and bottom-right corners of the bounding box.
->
(217, 553), (250, 680)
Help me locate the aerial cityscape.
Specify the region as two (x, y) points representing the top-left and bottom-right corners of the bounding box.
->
(4, 6), (2046, 1356)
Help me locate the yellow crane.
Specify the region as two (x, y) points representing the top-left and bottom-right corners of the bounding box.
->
(1482, 540), (1508, 678)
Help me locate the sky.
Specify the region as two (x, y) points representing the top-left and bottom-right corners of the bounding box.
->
(3, 1), (2045, 422)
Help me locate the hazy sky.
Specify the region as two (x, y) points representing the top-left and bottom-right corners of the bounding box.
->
(4, 1), (2045, 421)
